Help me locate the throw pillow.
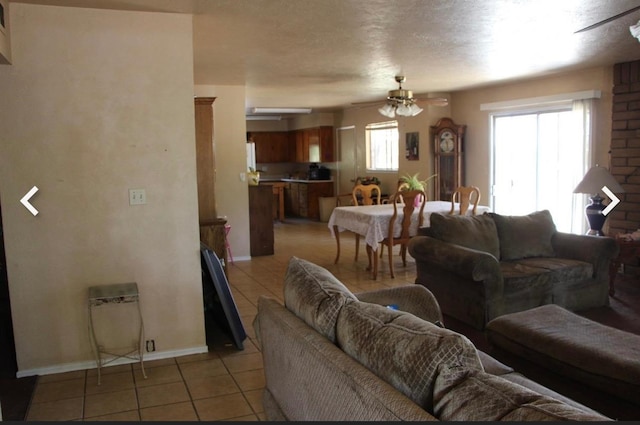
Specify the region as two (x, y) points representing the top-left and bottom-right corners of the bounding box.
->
(429, 213), (500, 259)
(283, 256), (357, 343)
(336, 301), (483, 413)
(487, 210), (556, 260)
(433, 364), (608, 421)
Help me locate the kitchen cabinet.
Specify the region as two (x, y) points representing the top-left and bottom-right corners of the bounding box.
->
(292, 126), (334, 163)
(318, 126), (335, 162)
(253, 131), (290, 163)
(285, 181), (334, 220)
(249, 186), (274, 256)
(251, 127), (334, 164)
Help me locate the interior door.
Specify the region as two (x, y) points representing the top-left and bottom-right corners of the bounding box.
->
(336, 126), (357, 195)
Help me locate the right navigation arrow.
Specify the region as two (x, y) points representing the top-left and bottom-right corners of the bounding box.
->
(602, 186), (620, 216)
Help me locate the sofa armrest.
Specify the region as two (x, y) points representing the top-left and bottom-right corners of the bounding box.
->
(355, 285), (444, 325)
(408, 236), (502, 283)
(552, 232), (619, 279)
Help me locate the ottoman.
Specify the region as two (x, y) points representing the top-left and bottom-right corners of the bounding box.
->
(486, 304), (640, 407)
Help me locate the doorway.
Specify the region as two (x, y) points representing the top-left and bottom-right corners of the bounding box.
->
(336, 126), (357, 195)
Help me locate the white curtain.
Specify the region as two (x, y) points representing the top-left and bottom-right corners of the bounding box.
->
(569, 99), (593, 234)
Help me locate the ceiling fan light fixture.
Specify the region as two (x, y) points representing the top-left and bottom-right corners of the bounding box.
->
(378, 103), (396, 118)
(395, 103), (411, 116)
(375, 75), (425, 118)
(408, 103), (423, 116)
(631, 20), (640, 41)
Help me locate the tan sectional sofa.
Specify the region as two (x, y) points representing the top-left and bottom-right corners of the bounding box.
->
(408, 210), (618, 329)
(253, 256), (610, 421)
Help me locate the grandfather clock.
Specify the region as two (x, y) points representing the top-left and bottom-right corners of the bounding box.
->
(431, 117), (466, 201)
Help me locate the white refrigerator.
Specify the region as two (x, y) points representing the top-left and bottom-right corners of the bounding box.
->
(246, 142), (256, 171)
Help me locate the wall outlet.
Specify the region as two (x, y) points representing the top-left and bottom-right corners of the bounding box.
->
(145, 339), (156, 352)
(129, 188), (146, 205)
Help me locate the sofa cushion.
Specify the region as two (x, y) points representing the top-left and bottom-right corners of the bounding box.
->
(283, 256), (357, 343)
(488, 210), (556, 260)
(336, 301), (483, 413)
(515, 257), (593, 284)
(433, 364), (609, 421)
(429, 213), (500, 259)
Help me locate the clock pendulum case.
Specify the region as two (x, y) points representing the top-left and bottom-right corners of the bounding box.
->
(431, 117), (466, 201)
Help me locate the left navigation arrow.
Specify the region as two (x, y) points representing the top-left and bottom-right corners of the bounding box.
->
(20, 186), (39, 216)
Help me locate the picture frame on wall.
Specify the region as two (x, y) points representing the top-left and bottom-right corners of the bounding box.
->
(406, 132), (419, 160)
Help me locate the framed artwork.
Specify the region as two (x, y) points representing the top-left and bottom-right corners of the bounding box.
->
(406, 132), (419, 160)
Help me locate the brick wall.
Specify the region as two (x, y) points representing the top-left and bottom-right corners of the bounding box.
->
(609, 60), (640, 237)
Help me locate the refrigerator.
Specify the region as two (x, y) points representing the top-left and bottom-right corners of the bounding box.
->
(246, 142), (256, 171)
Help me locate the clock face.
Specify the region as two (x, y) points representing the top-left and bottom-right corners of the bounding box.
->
(439, 130), (455, 152)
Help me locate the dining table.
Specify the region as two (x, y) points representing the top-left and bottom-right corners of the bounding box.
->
(328, 200), (491, 279)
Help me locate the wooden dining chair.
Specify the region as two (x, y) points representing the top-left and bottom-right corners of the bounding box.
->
(352, 184), (382, 262)
(352, 184), (381, 206)
(449, 186), (481, 215)
(378, 189), (426, 278)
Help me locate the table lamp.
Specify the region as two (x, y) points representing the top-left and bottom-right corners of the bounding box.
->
(573, 165), (624, 236)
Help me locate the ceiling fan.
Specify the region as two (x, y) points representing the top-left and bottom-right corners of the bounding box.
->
(574, 4), (640, 33)
(352, 75), (448, 118)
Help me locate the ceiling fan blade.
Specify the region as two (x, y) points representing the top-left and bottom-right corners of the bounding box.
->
(574, 5), (640, 33)
(351, 99), (386, 106)
(415, 97), (449, 106)
(352, 97), (448, 107)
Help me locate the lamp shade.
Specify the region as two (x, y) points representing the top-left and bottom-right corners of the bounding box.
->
(573, 165), (624, 196)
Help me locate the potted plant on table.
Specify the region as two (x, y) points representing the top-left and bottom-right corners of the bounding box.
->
(399, 172), (436, 206)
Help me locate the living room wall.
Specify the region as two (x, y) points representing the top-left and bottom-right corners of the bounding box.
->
(337, 99), (452, 199)
(0, 4), (206, 375)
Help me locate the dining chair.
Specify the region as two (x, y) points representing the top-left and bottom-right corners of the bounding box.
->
(449, 186), (481, 215)
(351, 184), (382, 262)
(351, 184), (382, 206)
(379, 189), (426, 278)
(379, 182), (422, 258)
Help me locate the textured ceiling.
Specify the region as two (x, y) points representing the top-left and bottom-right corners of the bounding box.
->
(11, 0), (640, 113)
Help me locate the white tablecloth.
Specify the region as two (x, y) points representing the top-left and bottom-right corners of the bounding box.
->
(328, 201), (490, 250)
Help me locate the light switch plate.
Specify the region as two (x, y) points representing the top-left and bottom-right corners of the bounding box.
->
(129, 188), (146, 205)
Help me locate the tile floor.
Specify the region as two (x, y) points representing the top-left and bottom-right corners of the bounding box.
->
(26, 218), (412, 421)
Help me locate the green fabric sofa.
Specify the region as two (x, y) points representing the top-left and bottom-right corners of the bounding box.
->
(408, 210), (618, 330)
(253, 256), (610, 421)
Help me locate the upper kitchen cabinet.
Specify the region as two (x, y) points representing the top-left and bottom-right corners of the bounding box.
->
(253, 131), (291, 163)
(293, 126), (334, 163)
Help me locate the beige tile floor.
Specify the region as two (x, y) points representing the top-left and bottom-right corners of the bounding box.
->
(26, 218), (414, 421)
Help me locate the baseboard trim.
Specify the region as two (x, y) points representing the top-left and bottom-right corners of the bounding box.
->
(16, 345), (209, 378)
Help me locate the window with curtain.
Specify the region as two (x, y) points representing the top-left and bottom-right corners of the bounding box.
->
(365, 120), (399, 171)
(491, 99), (593, 234)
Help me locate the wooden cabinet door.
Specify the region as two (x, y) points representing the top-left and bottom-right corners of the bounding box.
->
(253, 131), (290, 163)
(295, 130), (307, 163)
(298, 184), (308, 217)
(307, 182), (334, 220)
(319, 126), (334, 162)
(288, 183), (300, 216)
(249, 186), (274, 256)
(307, 128), (320, 163)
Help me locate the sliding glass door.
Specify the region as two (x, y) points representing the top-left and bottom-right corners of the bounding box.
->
(492, 101), (591, 234)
